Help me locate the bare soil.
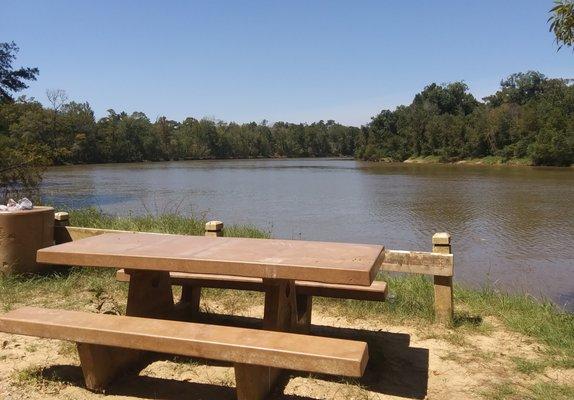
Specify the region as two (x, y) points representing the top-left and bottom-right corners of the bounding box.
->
(0, 297), (571, 400)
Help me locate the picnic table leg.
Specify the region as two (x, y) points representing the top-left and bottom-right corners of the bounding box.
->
(125, 270), (175, 318)
(179, 285), (201, 318)
(294, 293), (312, 333)
(262, 278), (297, 330)
(234, 278), (297, 400)
(77, 270), (175, 392)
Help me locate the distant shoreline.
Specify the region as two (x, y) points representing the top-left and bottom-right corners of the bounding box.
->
(45, 155), (574, 169)
(401, 156), (534, 167)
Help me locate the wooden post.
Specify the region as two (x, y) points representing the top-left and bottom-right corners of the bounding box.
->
(54, 212), (71, 245)
(205, 220), (224, 237)
(432, 232), (453, 325)
(54, 211), (70, 227)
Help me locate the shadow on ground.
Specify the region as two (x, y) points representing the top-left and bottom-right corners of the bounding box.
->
(32, 313), (429, 399)
(309, 324), (429, 400)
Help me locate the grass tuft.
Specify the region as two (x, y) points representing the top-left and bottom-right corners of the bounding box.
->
(13, 365), (73, 393)
(511, 356), (546, 375)
(481, 381), (517, 399)
(525, 382), (574, 400)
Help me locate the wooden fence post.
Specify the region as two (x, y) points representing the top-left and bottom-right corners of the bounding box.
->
(54, 211), (70, 227)
(432, 232), (453, 325)
(205, 220), (224, 237)
(54, 212), (70, 245)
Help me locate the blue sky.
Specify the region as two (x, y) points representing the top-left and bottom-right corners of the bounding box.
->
(2, 1), (572, 126)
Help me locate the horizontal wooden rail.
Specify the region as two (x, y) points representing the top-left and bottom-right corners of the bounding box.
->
(381, 250), (453, 277)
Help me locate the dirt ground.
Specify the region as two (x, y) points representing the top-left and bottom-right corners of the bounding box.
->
(0, 298), (571, 400)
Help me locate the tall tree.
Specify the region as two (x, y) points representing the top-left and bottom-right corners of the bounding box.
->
(0, 42), (39, 102)
(549, 0), (574, 50)
(0, 44), (46, 202)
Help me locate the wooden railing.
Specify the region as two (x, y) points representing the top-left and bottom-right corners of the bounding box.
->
(53, 211), (454, 324)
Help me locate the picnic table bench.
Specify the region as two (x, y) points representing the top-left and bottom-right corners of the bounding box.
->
(0, 232), (385, 399)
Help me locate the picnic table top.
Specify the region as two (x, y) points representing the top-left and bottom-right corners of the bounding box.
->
(37, 232), (385, 286)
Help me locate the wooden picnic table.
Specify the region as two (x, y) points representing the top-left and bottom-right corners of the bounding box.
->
(38, 231), (384, 328)
(35, 232), (385, 397)
(37, 232), (383, 285)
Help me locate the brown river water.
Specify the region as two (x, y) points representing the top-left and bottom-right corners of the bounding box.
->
(41, 159), (574, 310)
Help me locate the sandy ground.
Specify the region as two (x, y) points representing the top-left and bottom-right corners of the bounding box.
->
(0, 298), (571, 400)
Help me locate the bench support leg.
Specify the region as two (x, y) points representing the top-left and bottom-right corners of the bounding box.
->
(234, 363), (281, 400)
(77, 343), (143, 392)
(81, 270), (175, 392)
(243, 278), (296, 398)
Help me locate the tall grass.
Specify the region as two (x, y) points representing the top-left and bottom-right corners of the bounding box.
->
(457, 286), (574, 368)
(68, 208), (270, 238)
(0, 267), (123, 313)
(315, 273), (435, 322)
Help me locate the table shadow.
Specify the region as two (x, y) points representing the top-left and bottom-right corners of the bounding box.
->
(307, 324), (428, 400)
(31, 364), (313, 400)
(195, 312), (429, 399)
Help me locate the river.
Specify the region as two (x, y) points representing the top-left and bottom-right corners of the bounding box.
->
(41, 159), (574, 310)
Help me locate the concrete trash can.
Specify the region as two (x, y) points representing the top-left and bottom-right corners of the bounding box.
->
(0, 206), (55, 274)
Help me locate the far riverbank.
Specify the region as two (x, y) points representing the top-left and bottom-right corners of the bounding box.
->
(369, 155), (570, 167)
(52, 155), (573, 168)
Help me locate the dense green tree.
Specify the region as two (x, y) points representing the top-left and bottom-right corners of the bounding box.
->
(359, 73), (573, 166)
(0, 135), (47, 201)
(0, 43), (44, 201)
(484, 72), (547, 106)
(1, 41), (572, 204)
(61, 102), (98, 163)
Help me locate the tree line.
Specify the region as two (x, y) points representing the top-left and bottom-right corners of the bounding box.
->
(1, 70), (572, 170)
(356, 71), (574, 167)
(0, 100), (359, 164)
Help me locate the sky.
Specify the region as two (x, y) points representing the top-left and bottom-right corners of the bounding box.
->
(2, 0), (572, 126)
